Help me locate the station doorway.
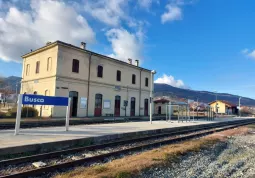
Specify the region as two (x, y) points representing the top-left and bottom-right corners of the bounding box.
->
(94, 94), (102, 116)
(144, 98), (149, 116)
(114, 95), (121, 116)
(69, 91), (78, 117)
(130, 97), (136, 116)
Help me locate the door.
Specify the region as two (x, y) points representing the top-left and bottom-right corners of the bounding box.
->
(144, 99), (149, 116)
(158, 106), (161, 115)
(114, 95), (121, 116)
(94, 94), (102, 116)
(130, 97), (136, 116)
(69, 91), (78, 117)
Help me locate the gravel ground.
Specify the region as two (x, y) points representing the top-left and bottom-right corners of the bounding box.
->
(139, 131), (255, 178)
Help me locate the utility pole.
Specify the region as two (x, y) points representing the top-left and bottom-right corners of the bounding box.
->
(215, 91), (218, 118)
(239, 97), (241, 117)
(196, 98), (199, 118)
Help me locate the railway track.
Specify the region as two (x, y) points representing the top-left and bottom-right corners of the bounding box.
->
(0, 119), (254, 178)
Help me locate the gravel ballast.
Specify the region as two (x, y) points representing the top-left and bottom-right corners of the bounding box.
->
(139, 132), (255, 178)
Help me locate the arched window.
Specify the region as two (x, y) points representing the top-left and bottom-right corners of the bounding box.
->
(72, 59), (79, 73)
(116, 70), (121, 81)
(132, 74), (136, 84)
(44, 90), (49, 109)
(97, 65), (103, 78)
(47, 57), (52, 71)
(145, 77), (149, 87)
(45, 90), (49, 96)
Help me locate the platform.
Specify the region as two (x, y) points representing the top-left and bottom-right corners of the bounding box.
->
(0, 117), (253, 156)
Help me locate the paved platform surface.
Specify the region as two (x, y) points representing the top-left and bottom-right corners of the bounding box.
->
(0, 117), (253, 150)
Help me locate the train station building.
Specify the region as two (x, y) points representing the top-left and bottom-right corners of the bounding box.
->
(20, 41), (155, 117)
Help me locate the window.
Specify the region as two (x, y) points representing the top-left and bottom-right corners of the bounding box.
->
(26, 64), (30, 76)
(47, 57), (52, 71)
(44, 90), (49, 109)
(45, 90), (49, 96)
(116, 70), (121, 81)
(35, 61), (40, 74)
(145, 77), (149, 87)
(97, 65), (103, 78)
(72, 59), (79, 73)
(132, 74), (136, 84)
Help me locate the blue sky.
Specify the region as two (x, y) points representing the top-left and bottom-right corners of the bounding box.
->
(1, 0), (255, 99)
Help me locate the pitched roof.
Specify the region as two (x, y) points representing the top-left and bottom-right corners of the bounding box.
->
(21, 41), (152, 72)
(208, 100), (237, 107)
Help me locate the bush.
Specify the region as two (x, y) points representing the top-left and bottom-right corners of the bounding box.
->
(21, 107), (39, 117)
(0, 112), (6, 118)
(6, 107), (38, 118)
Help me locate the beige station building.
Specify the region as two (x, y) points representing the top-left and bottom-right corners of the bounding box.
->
(20, 41), (155, 117)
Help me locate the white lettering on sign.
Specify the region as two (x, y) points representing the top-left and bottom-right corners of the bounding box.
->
(24, 96), (44, 103)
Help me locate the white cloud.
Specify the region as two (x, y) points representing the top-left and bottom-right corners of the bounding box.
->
(106, 28), (143, 63)
(83, 0), (128, 26)
(138, 0), (159, 10)
(0, 0), (95, 62)
(155, 74), (188, 88)
(161, 4), (182, 23)
(242, 48), (255, 60)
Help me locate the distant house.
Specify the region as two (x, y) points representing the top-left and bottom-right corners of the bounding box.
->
(154, 98), (189, 115)
(209, 100), (238, 115)
(154, 98), (170, 115)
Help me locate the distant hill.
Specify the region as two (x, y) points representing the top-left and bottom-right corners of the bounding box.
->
(0, 76), (22, 92)
(1, 76), (255, 106)
(154, 83), (255, 106)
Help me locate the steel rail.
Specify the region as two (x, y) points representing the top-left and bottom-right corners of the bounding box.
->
(0, 120), (254, 178)
(0, 120), (249, 165)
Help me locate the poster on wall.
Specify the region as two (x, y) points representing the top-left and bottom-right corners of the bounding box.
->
(80, 97), (87, 109)
(103, 100), (111, 109)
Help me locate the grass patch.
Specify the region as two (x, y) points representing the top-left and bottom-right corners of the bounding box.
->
(55, 127), (249, 178)
(247, 124), (255, 129)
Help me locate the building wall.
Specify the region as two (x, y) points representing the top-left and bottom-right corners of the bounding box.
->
(210, 101), (226, 114)
(21, 42), (153, 117)
(21, 77), (56, 117)
(22, 45), (58, 81)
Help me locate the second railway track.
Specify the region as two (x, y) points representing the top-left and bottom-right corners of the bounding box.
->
(0, 119), (254, 178)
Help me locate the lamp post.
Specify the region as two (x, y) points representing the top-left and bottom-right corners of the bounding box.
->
(150, 70), (156, 124)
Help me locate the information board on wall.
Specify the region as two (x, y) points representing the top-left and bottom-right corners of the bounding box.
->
(80, 97), (87, 109)
(103, 100), (111, 109)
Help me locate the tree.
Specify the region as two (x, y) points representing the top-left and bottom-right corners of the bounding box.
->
(0, 86), (13, 107)
(240, 106), (253, 116)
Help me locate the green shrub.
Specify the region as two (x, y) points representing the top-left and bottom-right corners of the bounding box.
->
(116, 172), (132, 178)
(0, 112), (6, 118)
(21, 107), (38, 117)
(6, 107), (38, 118)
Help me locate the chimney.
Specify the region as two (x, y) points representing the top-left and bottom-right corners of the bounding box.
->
(135, 60), (139, 67)
(80, 42), (86, 49)
(128, 58), (132, 64)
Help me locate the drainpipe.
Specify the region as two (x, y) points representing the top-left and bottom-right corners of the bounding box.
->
(86, 53), (92, 117)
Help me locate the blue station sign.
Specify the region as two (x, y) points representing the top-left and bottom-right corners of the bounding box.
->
(22, 94), (69, 106)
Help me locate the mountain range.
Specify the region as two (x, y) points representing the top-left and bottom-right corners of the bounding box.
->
(1, 76), (255, 106)
(154, 83), (255, 106)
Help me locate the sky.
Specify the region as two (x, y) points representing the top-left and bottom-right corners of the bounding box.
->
(0, 0), (255, 99)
